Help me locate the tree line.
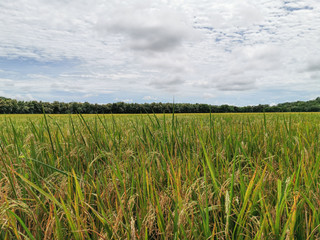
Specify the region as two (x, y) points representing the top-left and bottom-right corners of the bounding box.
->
(0, 96), (320, 114)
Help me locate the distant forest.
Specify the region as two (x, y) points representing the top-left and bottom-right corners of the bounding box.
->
(1, 96), (320, 114)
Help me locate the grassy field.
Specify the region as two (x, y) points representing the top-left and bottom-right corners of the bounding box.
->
(0, 113), (320, 239)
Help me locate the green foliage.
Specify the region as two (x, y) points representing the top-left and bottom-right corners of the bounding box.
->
(1, 97), (320, 114)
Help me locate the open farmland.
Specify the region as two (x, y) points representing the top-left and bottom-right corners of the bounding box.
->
(0, 113), (320, 239)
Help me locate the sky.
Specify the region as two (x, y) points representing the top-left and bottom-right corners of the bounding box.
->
(0, 0), (320, 106)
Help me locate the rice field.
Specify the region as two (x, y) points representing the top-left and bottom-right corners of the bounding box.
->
(0, 112), (320, 239)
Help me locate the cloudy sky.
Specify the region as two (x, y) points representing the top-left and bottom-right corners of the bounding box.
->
(0, 0), (320, 106)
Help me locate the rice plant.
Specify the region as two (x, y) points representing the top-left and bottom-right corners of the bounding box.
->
(0, 112), (320, 239)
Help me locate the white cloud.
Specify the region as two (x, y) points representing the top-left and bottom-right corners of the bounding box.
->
(216, 78), (256, 91)
(99, 5), (196, 52)
(203, 93), (215, 99)
(143, 96), (158, 101)
(306, 59), (320, 72)
(0, 0), (320, 105)
(114, 98), (133, 103)
(149, 76), (185, 92)
(0, 78), (15, 87)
